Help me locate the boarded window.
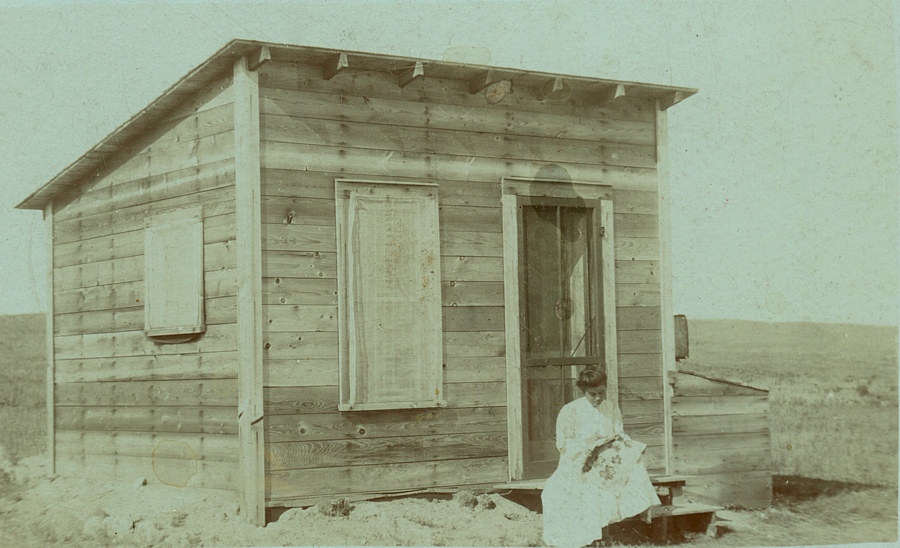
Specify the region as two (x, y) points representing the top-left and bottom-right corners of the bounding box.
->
(144, 206), (205, 339)
(335, 180), (444, 411)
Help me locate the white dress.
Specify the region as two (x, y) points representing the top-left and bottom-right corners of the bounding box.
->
(541, 397), (661, 547)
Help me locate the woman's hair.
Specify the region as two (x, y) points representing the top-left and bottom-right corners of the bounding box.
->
(576, 367), (607, 390)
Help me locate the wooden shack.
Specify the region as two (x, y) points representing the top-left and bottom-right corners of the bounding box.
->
(16, 39), (768, 526)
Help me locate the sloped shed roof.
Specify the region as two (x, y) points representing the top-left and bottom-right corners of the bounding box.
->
(16, 39), (696, 210)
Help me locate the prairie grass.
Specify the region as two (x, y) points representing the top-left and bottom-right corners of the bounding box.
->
(0, 313), (46, 462)
(681, 319), (898, 486)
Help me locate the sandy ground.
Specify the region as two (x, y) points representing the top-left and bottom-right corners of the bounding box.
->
(1, 450), (896, 548)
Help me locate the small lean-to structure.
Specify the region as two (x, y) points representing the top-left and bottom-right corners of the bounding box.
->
(17, 39), (770, 526)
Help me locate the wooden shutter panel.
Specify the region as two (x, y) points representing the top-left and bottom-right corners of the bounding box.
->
(144, 206), (205, 338)
(337, 182), (444, 411)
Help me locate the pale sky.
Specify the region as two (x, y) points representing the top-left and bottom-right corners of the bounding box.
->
(0, 0), (897, 326)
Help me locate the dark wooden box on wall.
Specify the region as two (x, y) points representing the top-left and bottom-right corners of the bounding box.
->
(14, 40), (754, 525)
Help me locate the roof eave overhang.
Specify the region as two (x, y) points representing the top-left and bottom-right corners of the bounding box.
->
(16, 39), (697, 211)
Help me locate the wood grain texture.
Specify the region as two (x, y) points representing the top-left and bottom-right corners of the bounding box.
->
(55, 323), (237, 360)
(260, 113), (656, 169)
(234, 55), (266, 525)
(56, 159), (235, 222)
(266, 432), (507, 471)
(264, 406), (505, 443)
(45, 203), (56, 474)
(56, 379), (238, 407)
(55, 351), (238, 383)
(258, 60), (656, 123)
(266, 456), (508, 500)
(56, 405), (237, 435)
(260, 86), (655, 147)
(54, 187), (235, 244)
(56, 431), (238, 462)
(262, 141), (657, 191)
(57, 452), (237, 491)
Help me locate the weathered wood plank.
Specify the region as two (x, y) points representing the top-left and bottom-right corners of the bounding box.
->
(673, 373), (768, 396)
(55, 187), (235, 244)
(55, 351), (238, 383)
(235, 52), (267, 526)
(262, 195), (334, 225)
(614, 260), (659, 284)
(258, 60), (656, 123)
(55, 255), (236, 292)
(265, 406), (506, 443)
(263, 277), (338, 305)
(86, 130), (236, 192)
(441, 281), (504, 306)
(46, 203), (56, 474)
(54, 213), (235, 268)
(614, 237), (660, 262)
(444, 356), (506, 383)
(262, 250), (337, 279)
(672, 413), (770, 436)
(442, 306), (504, 332)
(56, 405), (237, 435)
(265, 358), (337, 387)
(264, 381), (505, 415)
(674, 431), (770, 451)
(616, 307), (661, 331)
(617, 329), (662, 354)
(56, 275), (238, 315)
(616, 353), (663, 377)
(443, 331), (505, 358)
(264, 331), (338, 360)
(619, 398), (666, 424)
(444, 381), (506, 407)
(56, 431), (238, 462)
(56, 379), (238, 407)
(265, 355), (507, 387)
(261, 114), (657, 169)
(263, 141), (658, 191)
(440, 230), (503, 258)
(266, 456), (508, 500)
(616, 283), (662, 307)
(613, 213), (659, 238)
(262, 223), (335, 252)
(262, 169), (501, 208)
(673, 445), (772, 475)
(619, 376), (664, 401)
(672, 397), (769, 418)
(55, 323), (237, 360)
(441, 256), (504, 282)
(264, 304), (338, 332)
(260, 87), (655, 147)
(57, 452), (237, 491)
(612, 189), (658, 215)
(267, 432), (508, 471)
(84, 104), (235, 195)
(56, 159), (235, 222)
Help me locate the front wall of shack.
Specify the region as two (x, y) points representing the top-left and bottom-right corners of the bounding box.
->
(50, 76), (241, 490)
(257, 60), (667, 506)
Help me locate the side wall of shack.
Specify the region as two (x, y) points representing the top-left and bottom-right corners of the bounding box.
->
(49, 75), (240, 490)
(256, 60), (669, 506)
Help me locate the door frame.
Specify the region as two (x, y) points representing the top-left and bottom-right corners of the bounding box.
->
(500, 177), (619, 481)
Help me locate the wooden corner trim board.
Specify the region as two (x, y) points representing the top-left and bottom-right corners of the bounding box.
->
(655, 101), (676, 475)
(234, 55), (266, 526)
(45, 202), (56, 475)
(323, 52), (349, 80)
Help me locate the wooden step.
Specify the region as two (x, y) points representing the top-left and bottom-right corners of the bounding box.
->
(494, 474), (688, 492)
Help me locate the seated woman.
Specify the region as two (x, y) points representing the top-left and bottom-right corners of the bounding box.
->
(542, 367), (661, 547)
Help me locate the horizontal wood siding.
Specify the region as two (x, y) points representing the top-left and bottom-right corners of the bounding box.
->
(50, 75), (238, 491)
(671, 372), (772, 508)
(258, 60), (664, 502)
